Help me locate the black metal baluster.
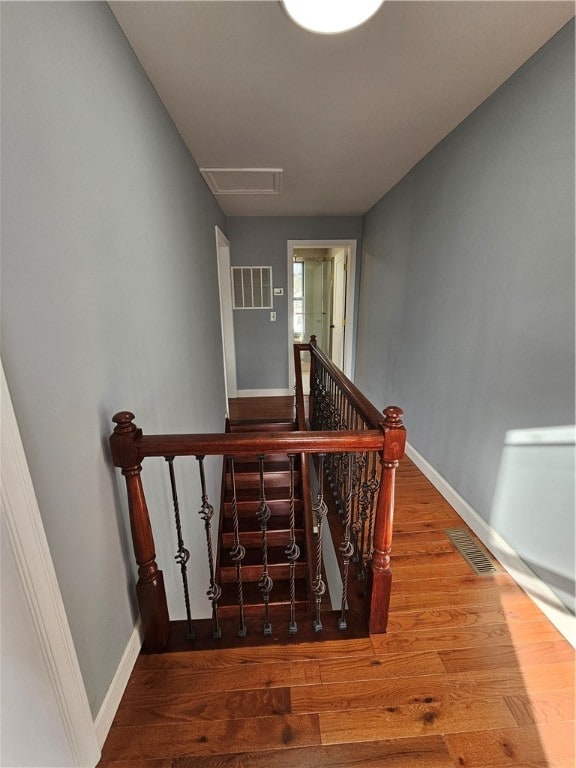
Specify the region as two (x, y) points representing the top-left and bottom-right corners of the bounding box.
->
(285, 454), (300, 634)
(166, 456), (196, 641)
(335, 381), (340, 426)
(351, 451), (366, 573)
(356, 451), (372, 579)
(366, 452), (381, 558)
(339, 389), (346, 428)
(330, 378), (339, 430)
(312, 454), (328, 632)
(318, 383), (327, 430)
(256, 455), (273, 636)
(325, 377), (337, 482)
(311, 370), (322, 430)
(338, 452), (355, 630)
(336, 449), (349, 520)
(331, 389), (342, 504)
(196, 455), (222, 639)
(227, 457), (247, 637)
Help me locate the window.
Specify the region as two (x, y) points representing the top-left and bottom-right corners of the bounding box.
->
(293, 261), (304, 340)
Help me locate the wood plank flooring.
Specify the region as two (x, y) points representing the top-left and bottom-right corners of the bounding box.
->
(98, 398), (574, 768)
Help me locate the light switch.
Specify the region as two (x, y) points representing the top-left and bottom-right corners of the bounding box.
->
(270, 311), (277, 321)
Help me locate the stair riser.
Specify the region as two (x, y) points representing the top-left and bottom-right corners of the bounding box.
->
(230, 453), (294, 463)
(221, 530), (305, 548)
(218, 601), (309, 620)
(223, 500), (303, 517)
(231, 461), (292, 473)
(219, 562), (307, 583)
(225, 472), (300, 490)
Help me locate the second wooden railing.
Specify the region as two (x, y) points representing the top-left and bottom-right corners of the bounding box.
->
(296, 336), (406, 633)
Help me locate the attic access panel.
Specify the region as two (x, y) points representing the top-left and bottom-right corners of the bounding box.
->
(232, 266), (273, 309)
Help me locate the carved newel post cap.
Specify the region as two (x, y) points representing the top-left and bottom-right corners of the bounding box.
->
(383, 406), (404, 428)
(112, 411), (137, 433)
(310, 335), (317, 345)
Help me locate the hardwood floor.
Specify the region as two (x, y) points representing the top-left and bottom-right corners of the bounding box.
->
(98, 398), (574, 768)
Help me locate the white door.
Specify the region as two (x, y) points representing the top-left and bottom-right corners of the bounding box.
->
(331, 249), (347, 370)
(303, 259), (328, 350)
(215, 227), (237, 407)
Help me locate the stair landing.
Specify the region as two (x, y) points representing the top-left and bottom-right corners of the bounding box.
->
(228, 395), (299, 423)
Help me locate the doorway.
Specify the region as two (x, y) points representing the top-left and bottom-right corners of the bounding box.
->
(287, 239), (357, 391)
(215, 226), (237, 409)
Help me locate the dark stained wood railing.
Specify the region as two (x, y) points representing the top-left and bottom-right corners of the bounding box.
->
(110, 342), (404, 650)
(296, 336), (406, 633)
(293, 340), (317, 626)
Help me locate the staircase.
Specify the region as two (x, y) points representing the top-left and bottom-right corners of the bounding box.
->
(110, 351), (405, 650)
(216, 418), (311, 629)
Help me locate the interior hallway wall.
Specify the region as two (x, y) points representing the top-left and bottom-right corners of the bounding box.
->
(1, 1), (227, 716)
(227, 217), (363, 390)
(355, 20), (575, 610)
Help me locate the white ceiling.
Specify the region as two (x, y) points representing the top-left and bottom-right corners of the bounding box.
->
(109, 1), (574, 217)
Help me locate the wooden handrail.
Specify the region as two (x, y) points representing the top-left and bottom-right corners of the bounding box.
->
(307, 336), (384, 429)
(295, 337), (406, 635)
(111, 413), (383, 464)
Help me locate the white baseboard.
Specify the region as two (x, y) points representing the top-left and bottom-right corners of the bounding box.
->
(94, 619), (143, 747)
(237, 388), (292, 397)
(404, 442), (576, 647)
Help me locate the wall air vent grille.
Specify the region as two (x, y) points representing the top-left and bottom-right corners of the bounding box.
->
(232, 266), (273, 309)
(444, 528), (501, 575)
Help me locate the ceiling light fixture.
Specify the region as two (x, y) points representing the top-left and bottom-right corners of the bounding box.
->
(282, 0), (384, 35)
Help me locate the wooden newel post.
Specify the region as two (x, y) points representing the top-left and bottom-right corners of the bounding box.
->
(368, 406), (406, 634)
(309, 335), (317, 427)
(110, 412), (170, 652)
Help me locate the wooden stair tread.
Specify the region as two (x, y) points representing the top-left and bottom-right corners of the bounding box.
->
(224, 486), (300, 503)
(224, 469), (301, 489)
(228, 421), (296, 432)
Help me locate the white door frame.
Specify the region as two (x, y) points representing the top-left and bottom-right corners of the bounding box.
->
(287, 239), (357, 388)
(1, 362), (100, 767)
(215, 226), (238, 407)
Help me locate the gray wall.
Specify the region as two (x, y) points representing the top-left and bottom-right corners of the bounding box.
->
(356, 21), (575, 609)
(1, 1), (227, 716)
(227, 217), (363, 390)
(491, 427), (574, 613)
